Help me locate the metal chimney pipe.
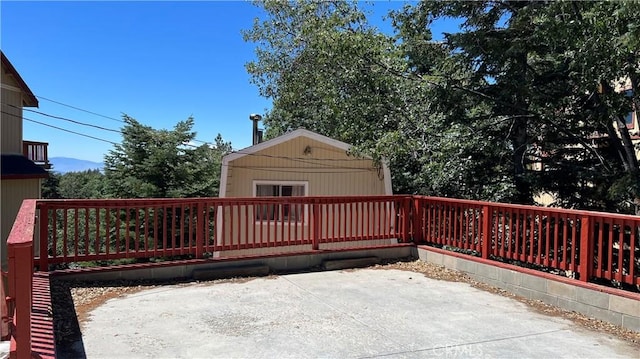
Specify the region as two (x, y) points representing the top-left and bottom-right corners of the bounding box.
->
(249, 114), (262, 145)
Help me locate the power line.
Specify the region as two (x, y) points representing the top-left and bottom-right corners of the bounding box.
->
(223, 163), (374, 170)
(1, 108), (205, 149)
(33, 95), (214, 145)
(5, 106), (371, 164)
(8, 95), (376, 166)
(21, 116), (118, 145)
(36, 95), (124, 123)
(20, 107), (121, 133)
(13, 100), (370, 162)
(227, 149), (371, 162)
(224, 165), (372, 174)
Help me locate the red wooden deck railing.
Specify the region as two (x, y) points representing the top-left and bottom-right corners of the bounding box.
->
(35, 196), (408, 270)
(5, 195), (640, 358)
(411, 197), (639, 286)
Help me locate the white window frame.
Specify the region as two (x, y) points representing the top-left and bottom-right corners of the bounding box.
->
(252, 180), (309, 223)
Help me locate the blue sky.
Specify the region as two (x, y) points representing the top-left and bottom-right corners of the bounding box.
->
(2, 1), (455, 163)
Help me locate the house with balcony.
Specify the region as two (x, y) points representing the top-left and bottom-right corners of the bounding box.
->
(1, 51), (49, 270)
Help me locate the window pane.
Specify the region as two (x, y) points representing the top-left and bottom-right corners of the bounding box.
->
(255, 183), (305, 221)
(292, 185), (304, 196)
(256, 204), (276, 220)
(257, 185), (278, 197)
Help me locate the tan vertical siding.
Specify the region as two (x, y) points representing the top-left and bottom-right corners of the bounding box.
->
(226, 136), (386, 197)
(1, 179), (41, 270)
(1, 87), (24, 154)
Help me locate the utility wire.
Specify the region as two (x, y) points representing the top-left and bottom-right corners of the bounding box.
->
(224, 166), (372, 174)
(28, 96), (368, 160)
(1, 108), (204, 148)
(227, 149), (370, 162)
(7, 96), (376, 164)
(223, 163), (374, 170)
(4, 109), (383, 173)
(19, 107), (121, 133)
(36, 95), (124, 123)
(21, 116), (118, 145)
(10, 104), (370, 162)
(34, 95), (214, 145)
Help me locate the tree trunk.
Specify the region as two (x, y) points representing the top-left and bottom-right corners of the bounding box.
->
(600, 80), (640, 214)
(511, 116), (531, 204)
(511, 52), (532, 204)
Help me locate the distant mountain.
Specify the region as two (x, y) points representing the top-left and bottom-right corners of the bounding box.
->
(49, 157), (104, 174)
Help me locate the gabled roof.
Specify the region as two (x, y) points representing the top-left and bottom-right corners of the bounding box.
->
(1, 51), (38, 107)
(223, 128), (361, 163)
(1, 154), (48, 179)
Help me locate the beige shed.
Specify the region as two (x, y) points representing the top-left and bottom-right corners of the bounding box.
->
(216, 129), (394, 255)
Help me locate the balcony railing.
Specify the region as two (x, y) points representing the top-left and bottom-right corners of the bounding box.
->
(5, 195), (640, 358)
(22, 140), (50, 169)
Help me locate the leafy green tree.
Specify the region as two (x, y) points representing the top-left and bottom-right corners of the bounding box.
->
(42, 169), (106, 199)
(391, 0), (640, 212)
(244, 0), (405, 147)
(57, 169), (106, 199)
(245, 0), (640, 213)
(104, 115), (230, 198)
(41, 170), (62, 199)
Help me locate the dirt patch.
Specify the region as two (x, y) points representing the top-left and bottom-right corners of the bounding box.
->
(71, 284), (158, 325)
(56, 276), (261, 329)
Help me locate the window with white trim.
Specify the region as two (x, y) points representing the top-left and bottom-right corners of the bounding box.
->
(254, 181), (307, 221)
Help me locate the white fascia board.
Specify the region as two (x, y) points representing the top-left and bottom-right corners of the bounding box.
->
(218, 156), (230, 198)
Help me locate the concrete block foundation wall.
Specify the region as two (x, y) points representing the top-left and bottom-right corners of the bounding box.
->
(53, 245), (415, 283)
(416, 246), (640, 332)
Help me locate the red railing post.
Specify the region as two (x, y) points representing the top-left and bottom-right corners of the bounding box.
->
(7, 200), (37, 359)
(578, 215), (593, 282)
(8, 244), (33, 359)
(312, 201), (320, 250)
(412, 197), (423, 244)
(195, 202), (204, 258)
(401, 197), (411, 242)
(482, 205), (491, 259)
(38, 203), (49, 271)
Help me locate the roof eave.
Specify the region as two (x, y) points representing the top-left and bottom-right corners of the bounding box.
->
(1, 51), (38, 107)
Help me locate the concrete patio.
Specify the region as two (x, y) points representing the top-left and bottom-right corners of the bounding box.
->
(78, 268), (638, 358)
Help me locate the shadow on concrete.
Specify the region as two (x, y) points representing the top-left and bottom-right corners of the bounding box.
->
(50, 279), (86, 359)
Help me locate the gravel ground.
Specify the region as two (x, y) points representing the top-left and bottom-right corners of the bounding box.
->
(50, 259), (640, 355)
